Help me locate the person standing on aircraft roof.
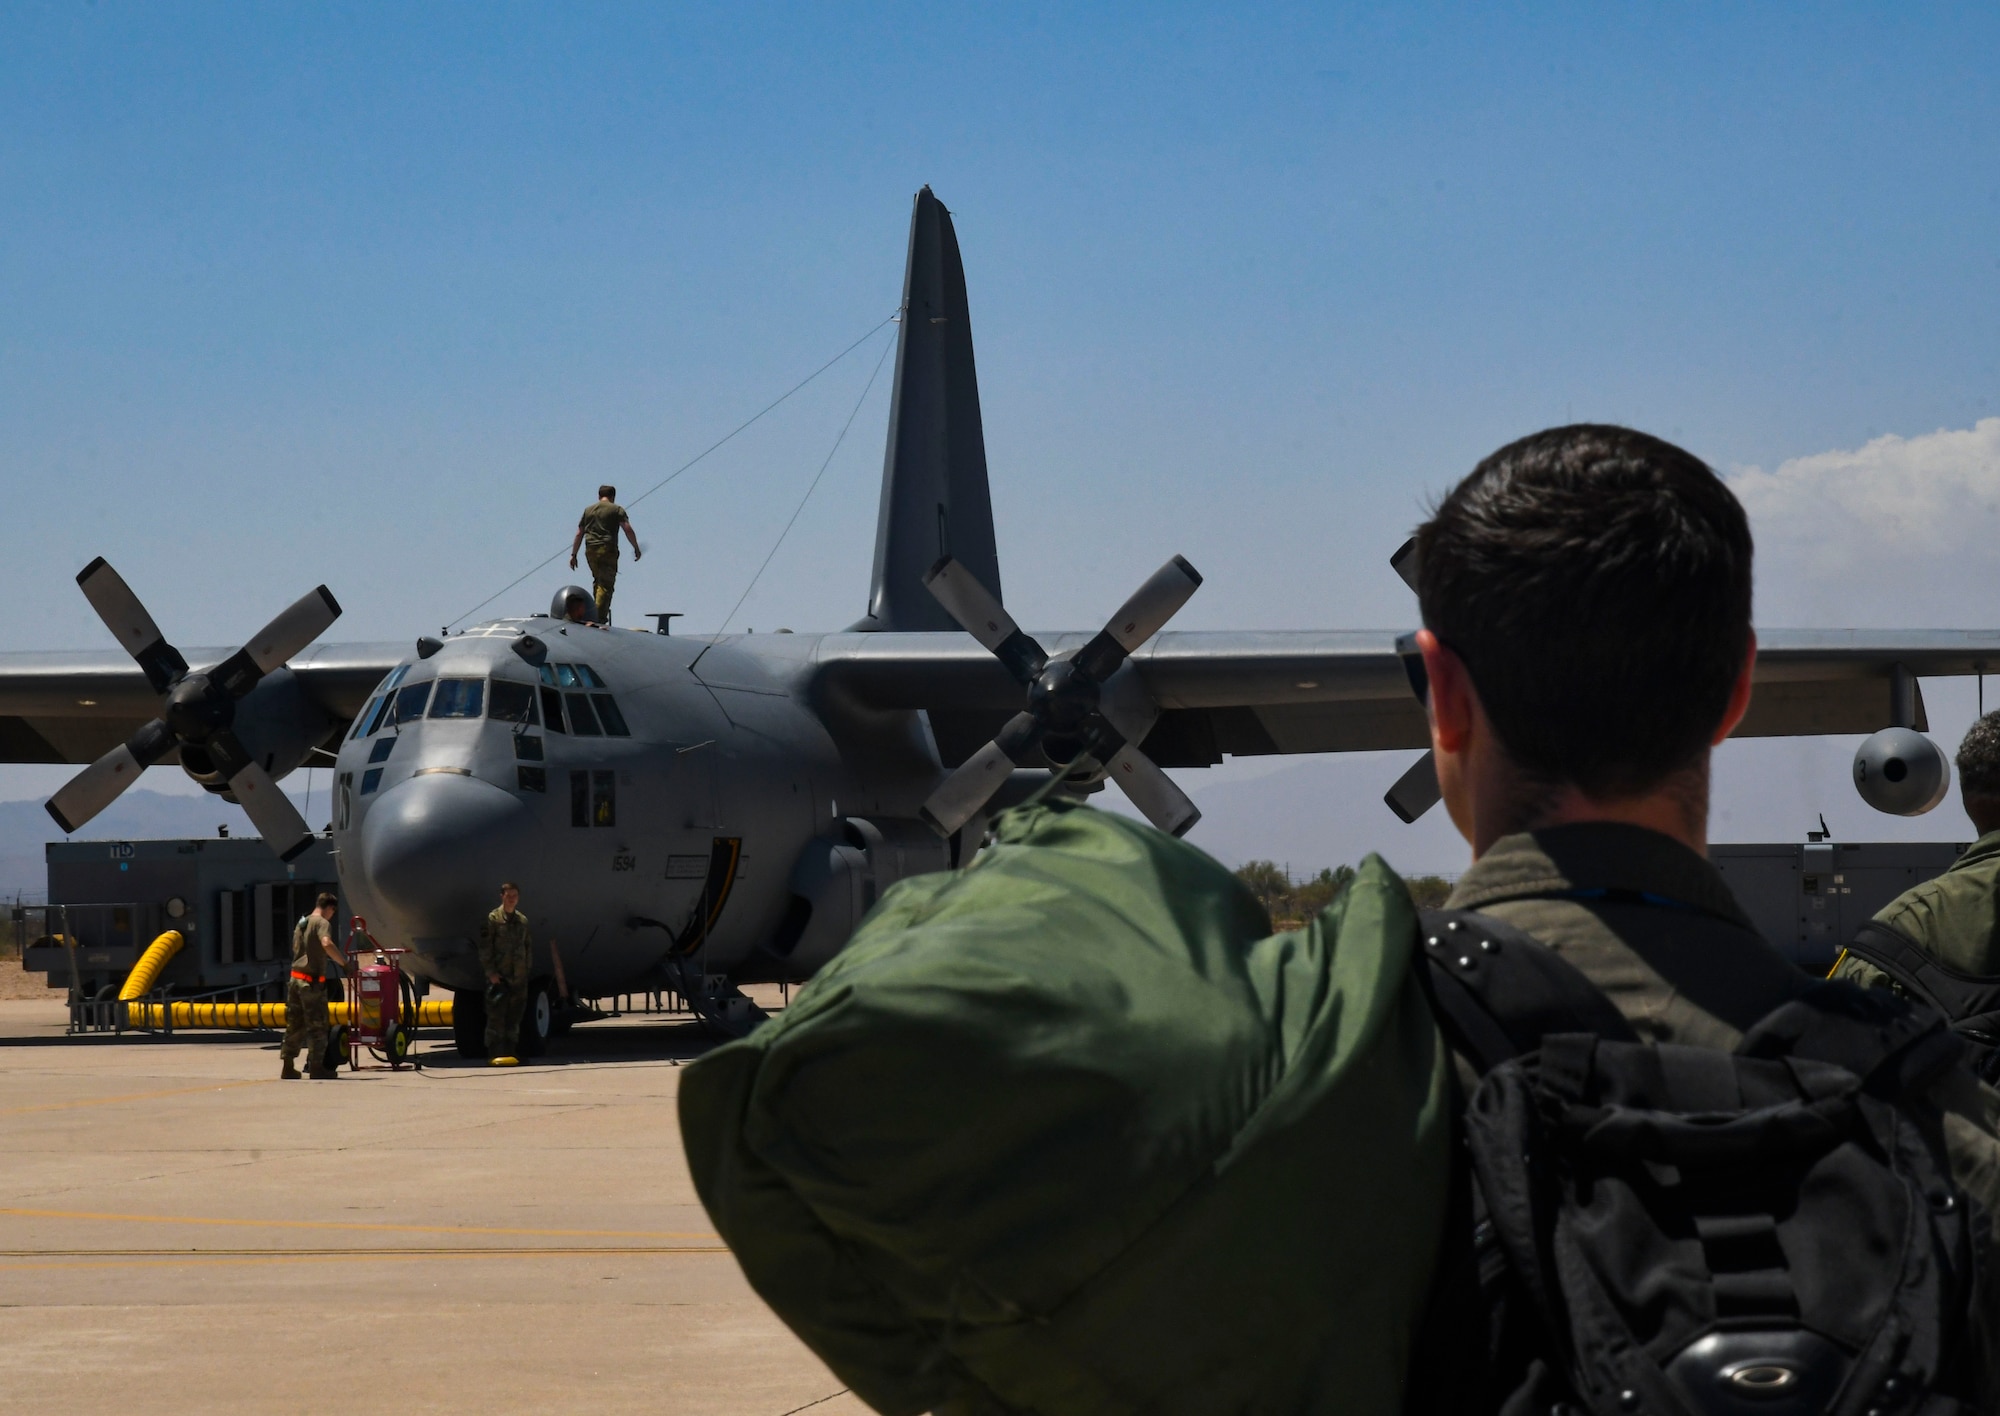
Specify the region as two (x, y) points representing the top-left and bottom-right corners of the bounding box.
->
(570, 485), (640, 626)
(479, 883), (532, 1066)
(1831, 711), (2000, 992)
(281, 893), (348, 1080)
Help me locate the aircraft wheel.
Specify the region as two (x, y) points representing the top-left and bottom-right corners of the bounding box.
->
(452, 989), (488, 1059)
(519, 979), (554, 1057)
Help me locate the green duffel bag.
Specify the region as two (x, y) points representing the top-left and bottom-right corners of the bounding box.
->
(679, 801), (1451, 1415)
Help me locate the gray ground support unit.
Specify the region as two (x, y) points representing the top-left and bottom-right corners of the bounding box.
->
(1710, 839), (1970, 975)
(16, 836), (339, 999)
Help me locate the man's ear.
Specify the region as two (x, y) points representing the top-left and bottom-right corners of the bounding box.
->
(1711, 630), (1758, 746)
(1417, 629), (1475, 754)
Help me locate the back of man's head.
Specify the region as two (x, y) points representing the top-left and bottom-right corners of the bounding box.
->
(1415, 424), (1754, 801)
(599, 484), (616, 501)
(1957, 712), (2000, 834)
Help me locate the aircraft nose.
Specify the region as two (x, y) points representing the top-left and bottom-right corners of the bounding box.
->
(358, 772), (535, 932)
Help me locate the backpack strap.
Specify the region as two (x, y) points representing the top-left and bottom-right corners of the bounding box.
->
(1843, 920), (2000, 1044)
(1417, 908), (1638, 1075)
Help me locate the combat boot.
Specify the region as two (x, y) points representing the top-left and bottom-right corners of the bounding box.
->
(490, 1056), (520, 1067)
(280, 1059), (301, 1080)
(307, 1064), (340, 1080)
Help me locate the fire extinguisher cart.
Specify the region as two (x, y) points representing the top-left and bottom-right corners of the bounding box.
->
(341, 918), (419, 1070)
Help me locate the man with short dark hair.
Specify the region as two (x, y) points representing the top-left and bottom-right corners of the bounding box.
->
(280, 892), (348, 1079)
(1834, 711), (2000, 987)
(1408, 425), (2000, 1362)
(478, 881), (532, 1066)
(569, 485), (640, 625)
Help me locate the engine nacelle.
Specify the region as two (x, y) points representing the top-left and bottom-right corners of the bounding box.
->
(1852, 727), (1951, 816)
(179, 668), (332, 796)
(772, 817), (951, 975)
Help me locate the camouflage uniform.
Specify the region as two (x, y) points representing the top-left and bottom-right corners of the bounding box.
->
(577, 501), (629, 624)
(1832, 829), (2000, 988)
(478, 905), (534, 1058)
(282, 913), (335, 1073)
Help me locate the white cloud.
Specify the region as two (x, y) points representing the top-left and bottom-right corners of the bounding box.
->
(1729, 418), (2000, 625)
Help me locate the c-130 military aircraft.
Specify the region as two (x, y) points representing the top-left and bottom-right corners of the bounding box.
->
(6, 186), (1997, 1055)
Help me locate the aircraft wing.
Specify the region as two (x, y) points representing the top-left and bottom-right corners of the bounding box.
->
(0, 643), (406, 764)
(810, 628), (2000, 768)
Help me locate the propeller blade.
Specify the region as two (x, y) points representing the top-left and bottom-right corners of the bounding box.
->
(1383, 750), (1442, 823)
(1073, 555), (1203, 681)
(1391, 537), (1422, 595)
(45, 720), (176, 834)
(225, 758), (317, 862)
(208, 584), (343, 698)
(1104, 744), (1201, 837)
(76, 558), (188, 695)
(919, 711), (1043, 837)
(923, 557), (1046, 684)
(1104, 555), (1202, 653)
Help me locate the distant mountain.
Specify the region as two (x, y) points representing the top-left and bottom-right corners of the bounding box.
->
(0, 788), (312, 901)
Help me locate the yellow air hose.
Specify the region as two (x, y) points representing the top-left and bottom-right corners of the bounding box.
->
(118, 931), (454, 1030)
(123, 998), (453, 1029)
(118, 930), (186, 1001)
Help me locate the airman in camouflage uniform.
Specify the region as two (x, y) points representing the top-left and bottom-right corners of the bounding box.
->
(281, 892), (349, 1079)
(1834, 710), (2000, 988)
(569, 484), (641, 626)
(479, 882), (534, 1064)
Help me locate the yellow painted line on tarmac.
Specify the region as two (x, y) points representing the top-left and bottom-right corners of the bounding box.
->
(0, 1245), (730, 1272)
(0, 1206), (720, 1243)
(0, 1078), (273, 1117)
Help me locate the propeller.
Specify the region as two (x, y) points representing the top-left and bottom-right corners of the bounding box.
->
(919, 555), (1204, 839)
(1384, 537), (1443, 823)
(47, 559), (341, 861)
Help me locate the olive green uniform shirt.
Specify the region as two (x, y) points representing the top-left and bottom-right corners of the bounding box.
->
(291, 914), (333, 979)
(1448, 822), (2000, 1311)
(578, 501), (629, 552)
(1832, 829), (2000, 989)
(478, 906), (533, 986)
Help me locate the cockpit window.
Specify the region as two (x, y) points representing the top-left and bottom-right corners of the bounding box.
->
(537, 665), (557, 687)
(429, 679), (484, 719)
(488, 680), (538, 724)
(578, 664), (607, 689)
(539, 686), (566, 733)
(372, 663), (411, 696)
(553, 664), (582, 689)
(592, 694), (630, 736)
(565, 692), (603, 736)
(349, 697), (382, 740)
(389, 681), (433, 726)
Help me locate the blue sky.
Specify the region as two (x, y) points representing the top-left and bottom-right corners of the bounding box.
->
(3, 4), (1998, 871)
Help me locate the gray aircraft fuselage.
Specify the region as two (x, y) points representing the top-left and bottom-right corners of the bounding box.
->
(333, 619), (947, 999)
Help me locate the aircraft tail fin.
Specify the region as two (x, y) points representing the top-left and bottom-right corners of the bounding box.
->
(851, 187), (1003, 632)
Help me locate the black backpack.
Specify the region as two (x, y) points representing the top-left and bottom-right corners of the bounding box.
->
(1404, 907), (1987, 1416)
(1843, 920), (2000, 1083)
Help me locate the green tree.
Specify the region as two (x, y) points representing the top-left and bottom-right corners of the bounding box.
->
(1403, 874), (1453, 909)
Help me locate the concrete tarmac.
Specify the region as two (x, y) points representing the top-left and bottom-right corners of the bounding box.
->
(0, 995), (866, 1416)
